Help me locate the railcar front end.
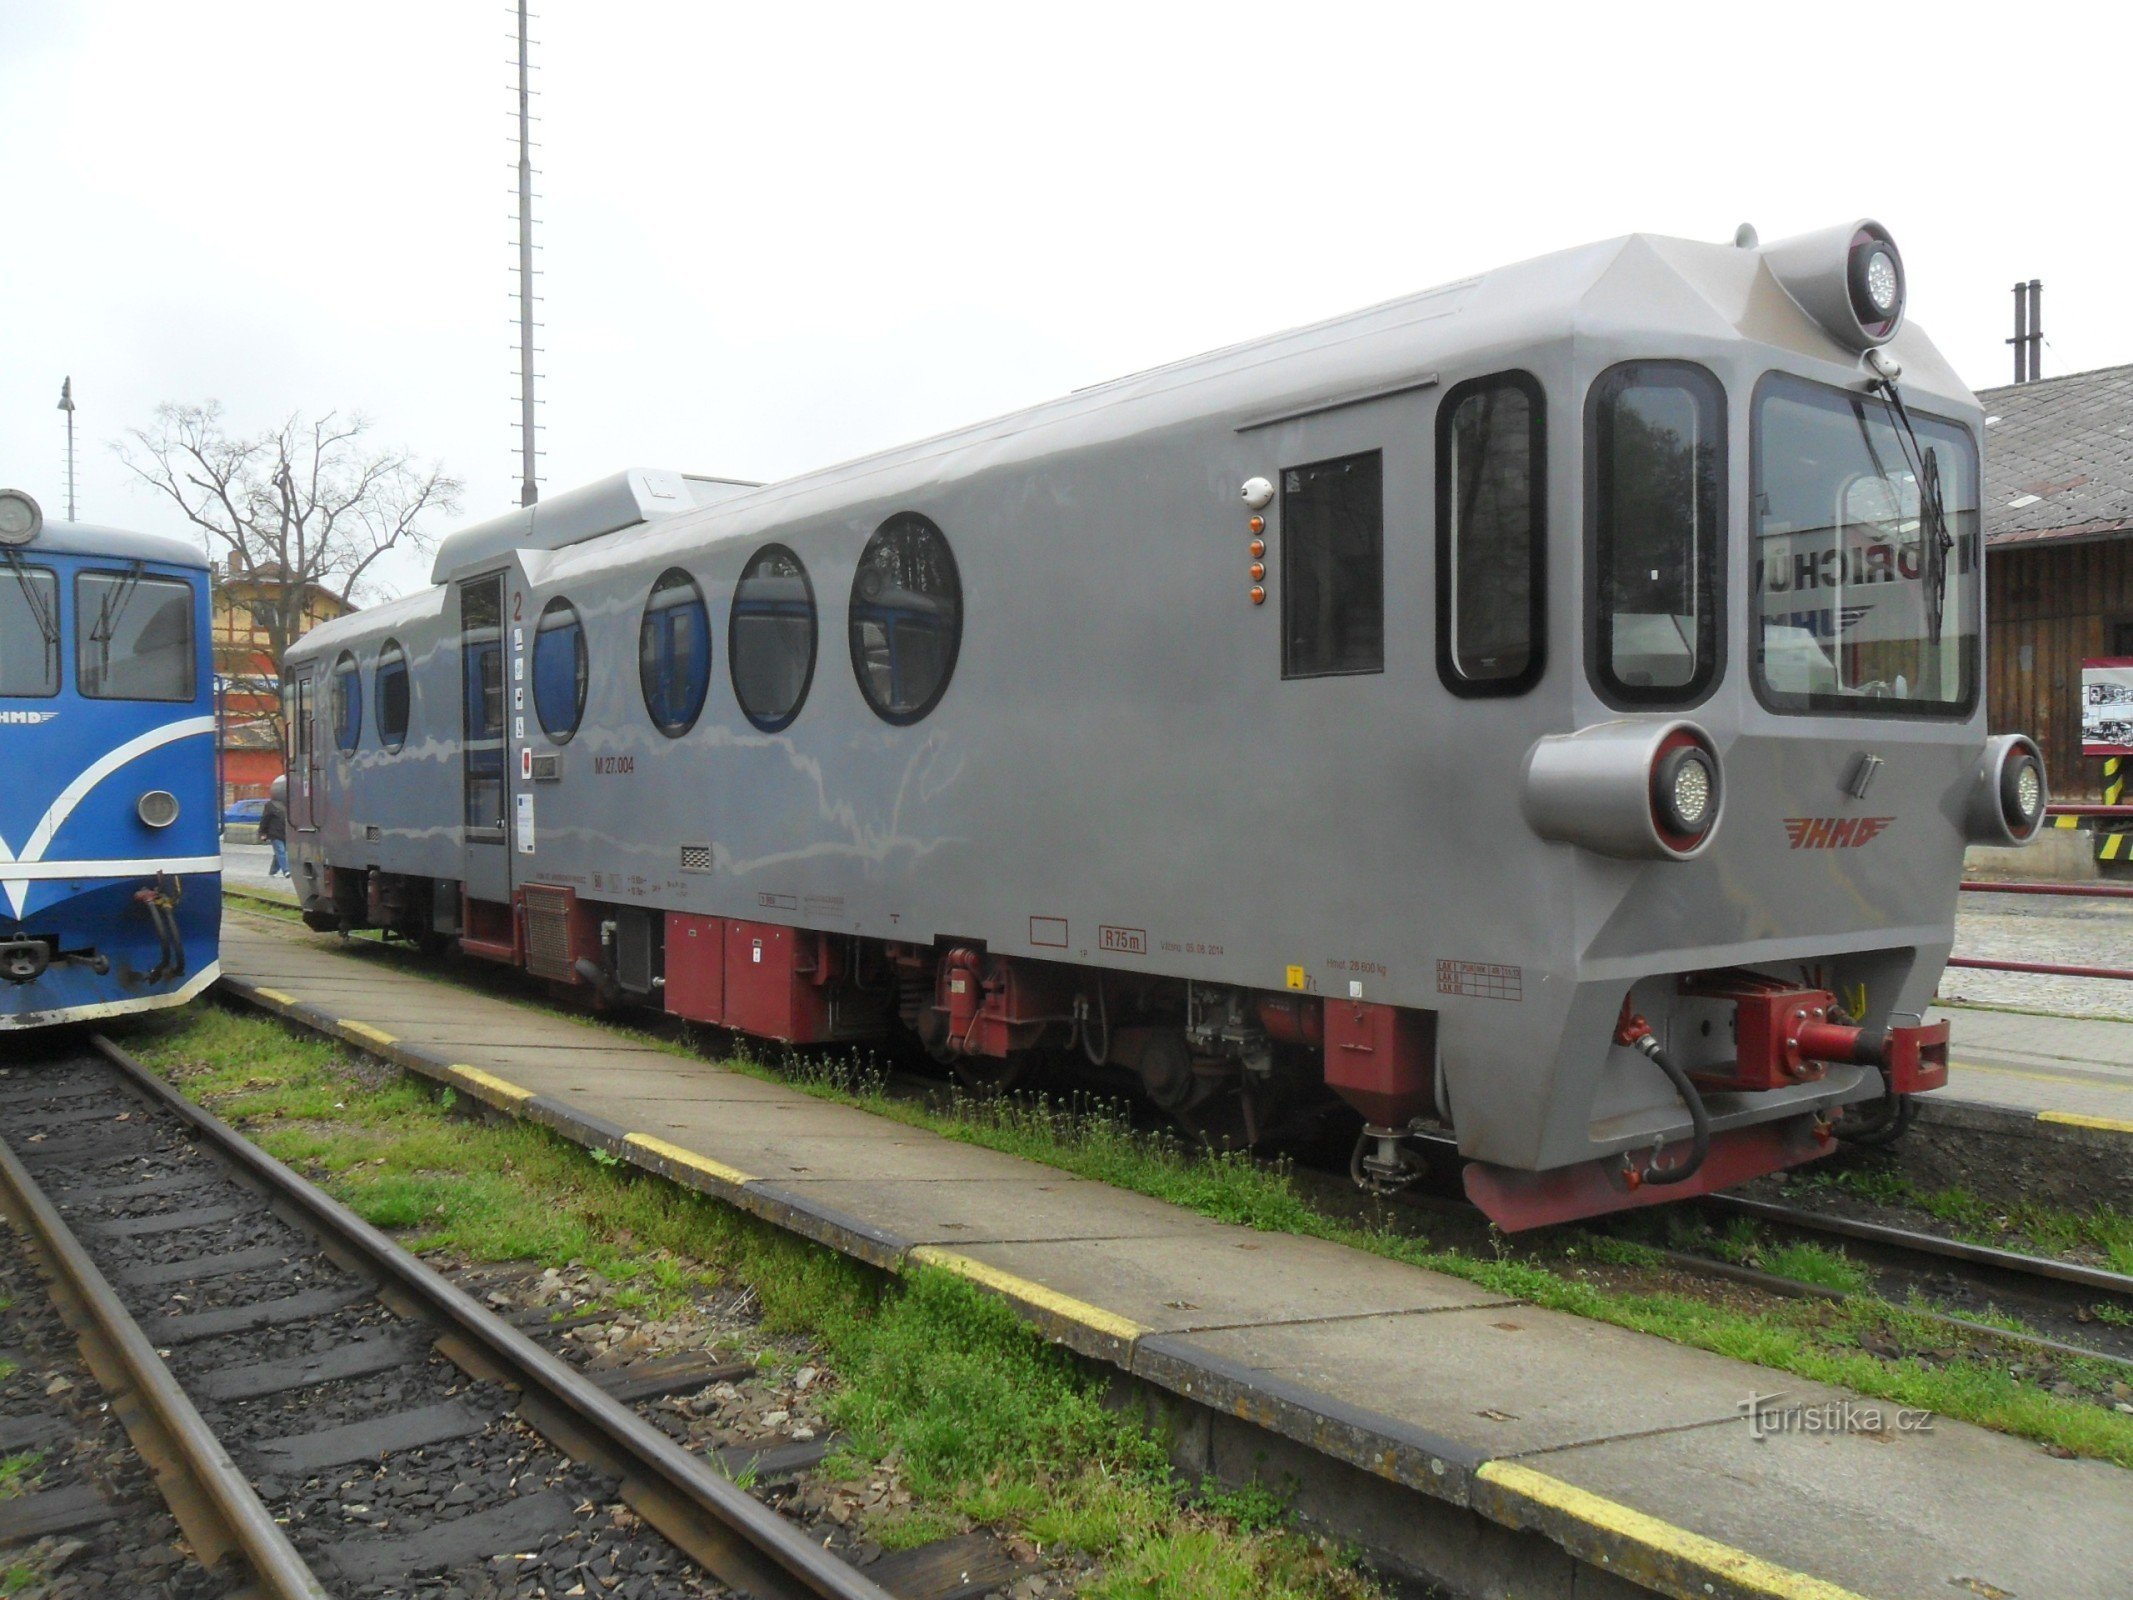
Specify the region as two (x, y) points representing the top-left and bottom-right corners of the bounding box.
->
(0, 491), (221, 1030)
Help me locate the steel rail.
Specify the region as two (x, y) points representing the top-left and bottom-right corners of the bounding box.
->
(89, 1033), (897, 1600)
(0, 1121), (333, 1600)
(1701, 1192), (2133, 1300)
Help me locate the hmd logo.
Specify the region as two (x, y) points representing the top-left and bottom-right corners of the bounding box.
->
(1784, 816), (1893, 850)
(0, 711), (56, 726)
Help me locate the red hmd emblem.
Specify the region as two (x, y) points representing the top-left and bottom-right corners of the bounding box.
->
(1784, 816), (1895, 849)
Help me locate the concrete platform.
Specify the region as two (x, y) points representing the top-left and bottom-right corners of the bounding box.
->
(1932, 1003), (2133, 1134)
(203, 911), (2133, 1600)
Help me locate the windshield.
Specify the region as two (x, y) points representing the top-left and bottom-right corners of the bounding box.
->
(1752, 373), (1978, 715)
(77, 569), (198, 702)
(0, 560), (59, 696)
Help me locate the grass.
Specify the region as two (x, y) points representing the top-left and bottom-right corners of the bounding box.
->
(127, 1006), (1379, 1599)
(1794, 1165), (2133, 1275)
(0, 1564), (34, 1596)
(0, 1452), (43, 1501)
(1758, 1242), (1874, 1295)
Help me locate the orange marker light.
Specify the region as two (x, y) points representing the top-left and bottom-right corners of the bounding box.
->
(1248, 538), (1265, 558)
(1249, 585), (1266, 605)
(1248, 515), (1266, 534)
(1249, 562), (1265, 581)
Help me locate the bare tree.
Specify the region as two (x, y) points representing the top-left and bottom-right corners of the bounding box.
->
(113, 401), (463, 674)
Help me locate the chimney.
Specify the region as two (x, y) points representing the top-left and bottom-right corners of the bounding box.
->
(2007, 280), (2043, 383)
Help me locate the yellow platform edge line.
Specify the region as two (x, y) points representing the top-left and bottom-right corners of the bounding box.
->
(340, 1020), (399, 1049)
(448, 1065), (534, 1106)
(908, 1245), (1151, 1346)
(1476, 1461), (1869, 1600)
(252, 987), (296, 1006)
(2038, 1109), (2133, 1135)
(620, 1132), (756, 1189)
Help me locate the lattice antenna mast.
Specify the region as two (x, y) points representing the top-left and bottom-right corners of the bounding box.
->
(57, 377), (77, 520)
(512, 2), (543, 506)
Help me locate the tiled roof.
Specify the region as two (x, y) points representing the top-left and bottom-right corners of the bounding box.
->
(1977, 364), (2133, 547)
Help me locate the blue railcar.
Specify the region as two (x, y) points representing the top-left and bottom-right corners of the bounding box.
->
(0, 489), (221, 1030)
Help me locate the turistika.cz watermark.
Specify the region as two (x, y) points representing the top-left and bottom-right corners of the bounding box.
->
(1738, 1390), (1934, 1441)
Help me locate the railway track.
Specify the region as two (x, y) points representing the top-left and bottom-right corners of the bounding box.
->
(0, 1038), (1032, 1600)
(0, 1169), (230, 1598)
(1370, 1132), (2133, 1370)
(1678, 1191), (2133, 1368)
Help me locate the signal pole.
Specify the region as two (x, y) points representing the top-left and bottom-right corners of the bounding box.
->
(56, 377), (76, 520)
(513, 2), (541, 507)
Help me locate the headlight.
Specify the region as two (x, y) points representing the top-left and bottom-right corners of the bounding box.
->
(1652, 743), (1720, 841)
(0, 488), (41, 547)
(1764, 219), (1906, 352)
(1847, 229), (1905, 334)
(1998, 749), (2046, 837)
(1967, 734), (2048, 846)
(138, 791), (180, 829)
(1523, 719), (1724, 861)
(1861, 250), (1900, 316)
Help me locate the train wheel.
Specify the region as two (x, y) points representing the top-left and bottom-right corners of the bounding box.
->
(1174, 1078), (1267, 1153)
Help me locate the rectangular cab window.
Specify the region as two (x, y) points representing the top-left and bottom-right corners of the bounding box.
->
(1281, 450), (1384, 679)
(1437, 374), (1544, 694)
(0, 564), (59, 697)
(77, 570), (196, 701)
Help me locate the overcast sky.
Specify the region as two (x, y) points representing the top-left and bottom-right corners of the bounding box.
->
(4, 1), (2128, 600)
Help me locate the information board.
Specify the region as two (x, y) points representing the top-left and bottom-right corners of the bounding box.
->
(2081, 658), (2133, 756)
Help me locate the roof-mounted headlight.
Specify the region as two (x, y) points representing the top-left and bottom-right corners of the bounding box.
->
(0, 488), (42, 547)
(1762, 218), (1906, 352)
(1847, 228), (1905, 337)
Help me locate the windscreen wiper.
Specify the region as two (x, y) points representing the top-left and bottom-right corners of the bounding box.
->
(2, 546), (60, 684)
(88, 559), (147, 685)
(1869, 377), (1954, 647)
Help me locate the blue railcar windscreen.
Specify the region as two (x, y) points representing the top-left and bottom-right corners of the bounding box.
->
(639, 571), (710, 738)
(0, 561), (59, 696)
(534, 599), (588, 742)
(77, 570), (196, 701)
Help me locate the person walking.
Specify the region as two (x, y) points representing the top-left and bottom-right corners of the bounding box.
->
(258, 777), (289, 877)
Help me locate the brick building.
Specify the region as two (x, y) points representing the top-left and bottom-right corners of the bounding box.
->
(212, 559), (351, 803)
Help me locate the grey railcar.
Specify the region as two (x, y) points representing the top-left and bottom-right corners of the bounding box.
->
(284, 221), (2045, 1229)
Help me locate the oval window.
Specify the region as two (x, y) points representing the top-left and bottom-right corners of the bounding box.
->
(375, 640), (410, 752)
(729, 545), (817, 732)
(848, 512), (962, 724)
(332, 650), (363, 753)
(533, 598), (589, 742)
(638, 569), (710, 737)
